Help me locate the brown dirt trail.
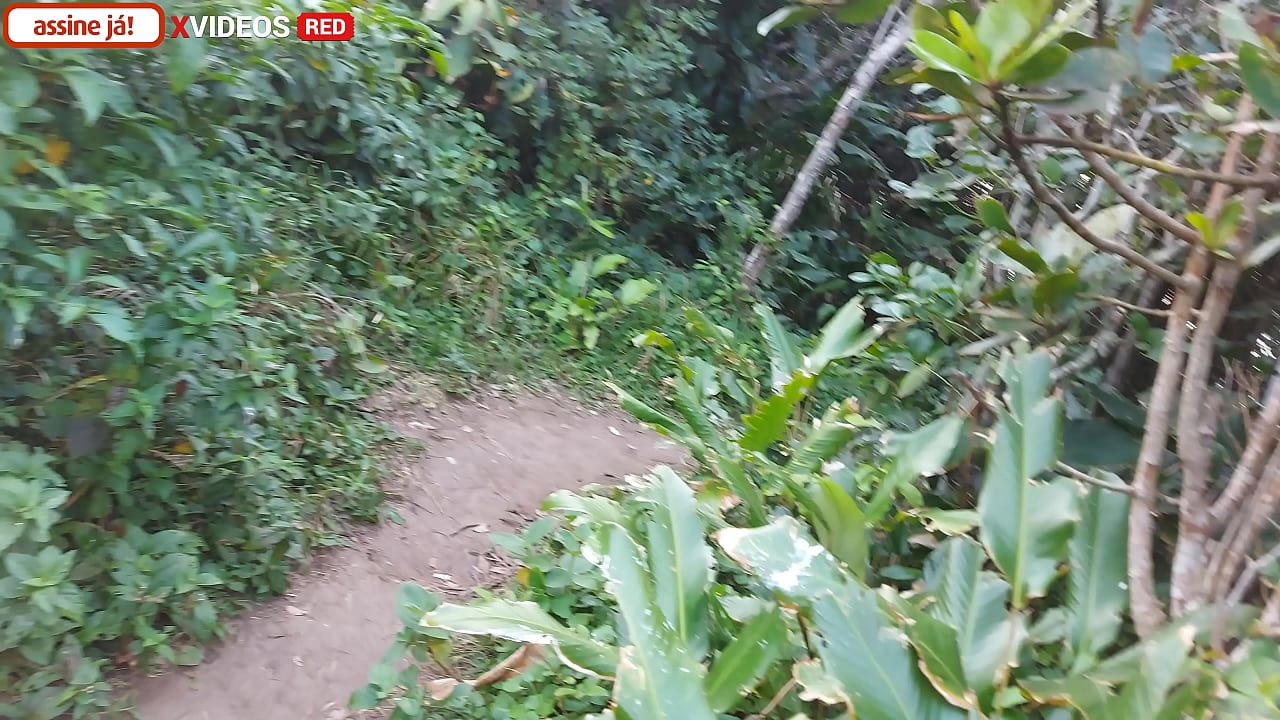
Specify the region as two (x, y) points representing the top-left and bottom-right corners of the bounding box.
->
(125, 382), (684, 720)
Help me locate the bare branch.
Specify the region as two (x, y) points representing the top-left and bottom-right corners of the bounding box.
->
(1074, 142), (1203, 245)
(995, 102), (1192, 290)
(1014, 135), (1280, 189)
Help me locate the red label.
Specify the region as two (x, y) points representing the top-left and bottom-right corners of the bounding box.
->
(296, 12), (353, 41)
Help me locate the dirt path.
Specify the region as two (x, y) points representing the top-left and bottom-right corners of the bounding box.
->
(126, 382), (684, 720)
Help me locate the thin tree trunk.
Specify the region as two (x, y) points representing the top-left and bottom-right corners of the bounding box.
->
(741, 12), (912, 291)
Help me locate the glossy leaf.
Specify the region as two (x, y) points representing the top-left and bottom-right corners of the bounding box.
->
(977, 350), (1079, 607)
(739, 370), (815, 452)
(1240, 44), (1280, 118)
(808, 478), (869, 579)
(807, 298), (878, 372)
(646, 466), (713, 659)
(420, 599), (618, 676)
(1067, 485), (1130, 672)
(909, 31), (980, 79)
(974, 0), (1036, 77)
(604, 525), (718, 720)
(755, 304), (803, 390)
(703, 607), (788, 713)
(923, 537), (1024, 702)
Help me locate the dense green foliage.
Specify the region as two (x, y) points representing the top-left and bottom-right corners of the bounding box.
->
(1, 0), (902, 715)
(6, 0), (1280, 716)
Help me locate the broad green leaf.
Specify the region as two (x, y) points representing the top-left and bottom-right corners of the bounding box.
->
(166, 36), (209, 92)
(610, 383), (694, 446)
(975, 0), (1035, 77)
(456, 0), (485, 34)
(900, 602), (974, 709)
(591, 253), (628, 278)
(1048, 48), (1137, 92)
(977, 350), (1079, 606)
(544, 489), (626, 529)
(716, 516), (845, 598)
(646, 467), (713, 659)
(867, 416), (965, 523)
(703, 607), (788, 713)
(1022, 619), (1196, 718)
(909, 31), (980, 79)
(793, 658), (851, 705)
(604, 526), (717, 720)
(923, 537), (1024, 702)
(89, 306), (137, 345)
(811, 584), (968, 720)
(1067, 485), (1130, 672)
(914, 508), (980, 535)
(1031, 271), (1080, 315)
(807, 298), (881, 372)
(1003, 0), (1093, 72)
(617, 278), (656, 305)
(0, 68), (39, 108)
(998, 239), (1049, 274)
(423, 0), (465, 21)
(421, 599), (617, 676)
(1007, 44), (1071, 86)
(784, 401), (865, 475)
(1060, 419), (1140, 469)
(59, 68), (111, 126)
(755, 304), (803, 389)
(832, 0), (894, 24)
(809, 478), (869, 579)
(1217, 5), (1262, 48)
(1240, 44), (1280, 118)
(757, 6), (821, 36)
(975, 196), (1016, 234)
(739, 370), (815, 452)
(1117, 26), (1174, 84)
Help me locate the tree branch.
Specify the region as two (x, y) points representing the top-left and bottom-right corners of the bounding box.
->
(1015, 135), (1280, 189)
(1074, 141), (1203, 245)
(742, 8), (910, 291)
(995, 102), (1192, 290)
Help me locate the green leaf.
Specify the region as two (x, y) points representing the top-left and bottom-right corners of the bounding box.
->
(1066, 484), (1129, 672)
(456, 0), (485, 33)
(809, 478), (869, 579)
(356, 357), (390, 374)
(385, 275), (414, 288)
(423, 0), (465, 22)
(867, 416), (965, 523)
(646, 467), (713, 659)
(1048, 48), (1137, 92)
(1031, 270), (1080, 315)
(349, 684), (380, 710)
(0, 68), (39, 108)
(582, 325), (601, 350)
(977, 350), (1079, 607)
(603, 525), (717, 720)
(975, 0), (1036, 77)
(811, 584), (968, 720)
(1007, 43), (1071, 86)
(998, 239), (1049, 274)
(909, 31), (980, 79)
(1003, 0), (1092, 72)
(421, 599), (618, 676)
(1217, 5), (1262, 48)
(755, 304), (803, 390)
(975, 196), (1016, 233)
(900, 602), (974, 709)
(1240, 44), (1280, 118)
(89, 306), (137, 345)
(784, 401), (865, 475)
(1061, 419), (1140, 469)
(739, 370), (815, 452)
(757, 6), (821, 36)
(807, 298), (881, 373)
(166, 36), (209, 93)
(923, 537), (1024, 704)
(617, 278), (656, 305)
(716, 517), (845, 598)
(832, 0), (894, 25)
(611, 383), (695, 446)
(591, 254), (628, 278)
(703, 608), (788, 713)
(59, 68), (112, 126)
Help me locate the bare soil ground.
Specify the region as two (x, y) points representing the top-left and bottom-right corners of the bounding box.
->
(124, 378), (685, 720)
